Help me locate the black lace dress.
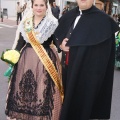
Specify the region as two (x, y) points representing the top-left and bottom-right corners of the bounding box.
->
(5, 33), (62, 120)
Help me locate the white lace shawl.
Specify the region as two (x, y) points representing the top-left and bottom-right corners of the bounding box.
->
(12, 1), (58, 49)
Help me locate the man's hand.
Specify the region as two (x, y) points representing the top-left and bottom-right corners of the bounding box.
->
(60, 38), (69, 52)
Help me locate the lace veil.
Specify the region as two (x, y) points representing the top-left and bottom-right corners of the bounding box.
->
(12, 0), (58, 49)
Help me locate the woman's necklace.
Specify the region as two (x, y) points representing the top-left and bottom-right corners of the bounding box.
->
(33, 15), (46, 29)
(24, 15), (45, 33)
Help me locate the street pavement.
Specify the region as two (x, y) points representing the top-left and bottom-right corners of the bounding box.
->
(0, 17), (17, 28)
(0, 17), (17, 120)
(0, 18), (120, 120)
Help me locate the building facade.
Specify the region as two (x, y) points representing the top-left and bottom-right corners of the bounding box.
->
(1, 0), (27, 17)
(59, 0), (120, 15)
(1, 0), (56, 17)
(1, 0), (119, 17)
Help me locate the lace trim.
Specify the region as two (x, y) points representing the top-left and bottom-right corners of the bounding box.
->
(19, 16), (58, 44)
(7, 111), (53, 120)
(12, 0), (58, 49)
(6, 69), (55, 119)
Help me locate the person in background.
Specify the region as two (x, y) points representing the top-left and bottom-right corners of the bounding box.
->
(115, 31), (120, 69)
(51, 2), (60, 19)
(22, 2), (27, 15)
(5, 0), (63, 119)
(16, 2), (23, 25)
(112, 14), (118, 23)
(54, 0), (119, 119)
(62, 5), (69, 15)
(95, 0), (104, 11)
(118, 14), (120, 23)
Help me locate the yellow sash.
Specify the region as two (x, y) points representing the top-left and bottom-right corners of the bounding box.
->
(25, 19), (64, 101)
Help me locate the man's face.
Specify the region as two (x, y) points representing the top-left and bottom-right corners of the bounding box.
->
(53, 2), (56, 7)
(76, 0), (94, 10)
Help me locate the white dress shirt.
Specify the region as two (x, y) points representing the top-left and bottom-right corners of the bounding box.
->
(73, 9), (82, 29)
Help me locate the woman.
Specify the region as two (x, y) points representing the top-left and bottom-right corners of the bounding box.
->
(5, 0), (63, 119)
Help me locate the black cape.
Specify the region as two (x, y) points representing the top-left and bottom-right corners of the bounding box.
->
(54, 6), (119, 120)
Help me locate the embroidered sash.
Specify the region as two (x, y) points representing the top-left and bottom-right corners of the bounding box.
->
(24, 17), (64, 102)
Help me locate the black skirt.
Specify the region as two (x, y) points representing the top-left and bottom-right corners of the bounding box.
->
(5, 43), (62, 120)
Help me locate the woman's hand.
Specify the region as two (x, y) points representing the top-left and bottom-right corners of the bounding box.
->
(60, 38), (69, 52)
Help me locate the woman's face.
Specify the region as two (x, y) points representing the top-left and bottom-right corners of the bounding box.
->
(76, 0), (94, 10)
(33, 0), (47, 17)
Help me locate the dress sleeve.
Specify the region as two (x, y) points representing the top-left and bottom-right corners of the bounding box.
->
(52, 34), (62, 53)
(15, 32), (26, 51)
(42, 35), (62, 53)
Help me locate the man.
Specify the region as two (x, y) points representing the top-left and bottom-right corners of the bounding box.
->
(54, 0), (119, 120)
(16, 2), (23, 25)
(51, 2), (60, 19)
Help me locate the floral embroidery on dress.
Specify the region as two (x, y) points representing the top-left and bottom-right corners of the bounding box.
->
(6, 69), (55, 119)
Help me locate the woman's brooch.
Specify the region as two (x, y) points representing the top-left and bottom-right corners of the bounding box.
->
(24, 17), (33, 33)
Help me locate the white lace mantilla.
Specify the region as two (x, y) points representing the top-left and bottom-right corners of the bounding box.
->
(20, 15), (58, 44)
(12, 0), (58, 49)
